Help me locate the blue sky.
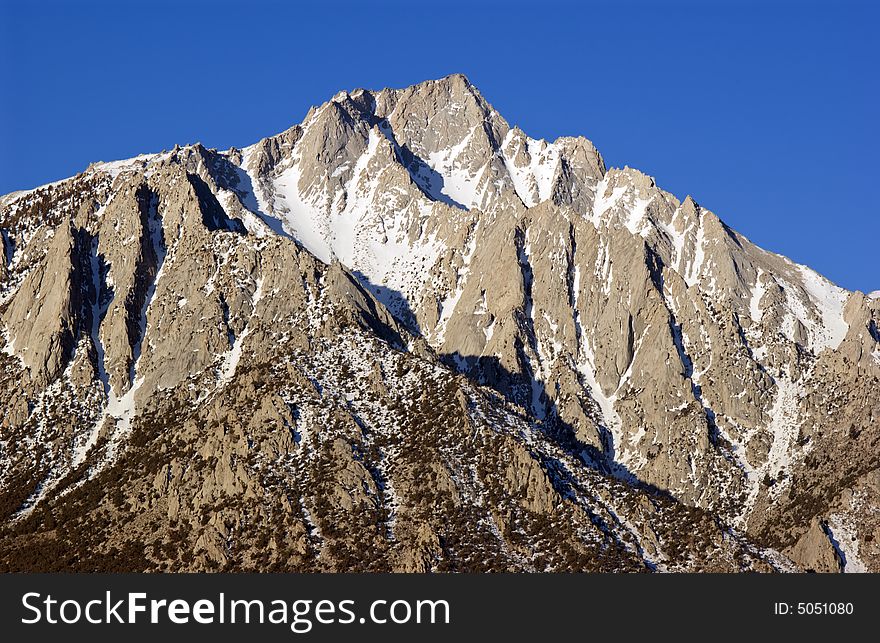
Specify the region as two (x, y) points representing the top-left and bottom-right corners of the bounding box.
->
(1, 0), (876, 291)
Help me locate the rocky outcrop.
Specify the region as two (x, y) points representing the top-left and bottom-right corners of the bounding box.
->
(1, 220), (90, 386)
(0, 229), (9, 279)
(784, 517), (842, 573)
(0, 75), (875, 572)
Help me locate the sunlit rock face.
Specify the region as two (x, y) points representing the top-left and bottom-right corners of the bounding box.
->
(0, 75), (876, 572)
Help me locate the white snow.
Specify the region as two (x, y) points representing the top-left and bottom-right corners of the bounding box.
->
(474, 291), (496, 342)
(776, 264), (850, 353)
(500, 132), (537, 207)
(483, 317), (496, 342)
(685, 211), (706, 287)
(527, 138), (561, 204)
(616, 323), (649, 394)
(101, 196), (167, 464)
(1, 178), (68, 200)
(70, 196), (170, 485)
(218, 328), (249, 384)
(272, 162), (334, 263)
(762, 373), (803, 499)
(217, 277), (264, 384)
(425, 127), (485, 209)
(590, 178), (626, 226)
(215, 188), (271, 238)
(541, 311), (559, 335)
(576, 335), (628, 463)
(327, 130), (384, 266)
(518, 231), (549, 420)
(247, 125), (446, 327)
(733, 370), (806, 526)
(593, 236), (613, 295)
(101, 380), (141, 460)
(656, 207), (688, 273)
(434, 221), (479, 345)
(90, 151), (173, 179)
(749, 269), (767, 323)
(624, 197), (650, 235)
(0, 325), (20, 363)
(498, 130), (563, 208)
(570, 261), (638, 471)
(868, 290), (880, 300)
(217, 327), (251, 384)
(796, 264), (849, 351)
(628, 420), (648, 444)
(70, 232), (111, 469)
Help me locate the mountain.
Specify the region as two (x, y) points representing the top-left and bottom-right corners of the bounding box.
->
(0, 74), (877, 572)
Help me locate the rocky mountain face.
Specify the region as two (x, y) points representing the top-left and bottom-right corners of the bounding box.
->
(0, 74), (877, 572)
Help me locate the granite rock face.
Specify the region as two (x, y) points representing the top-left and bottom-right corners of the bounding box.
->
(0, 75), (876, 572)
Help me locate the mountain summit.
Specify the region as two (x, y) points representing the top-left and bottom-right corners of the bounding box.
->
(0, 76), (877, 572)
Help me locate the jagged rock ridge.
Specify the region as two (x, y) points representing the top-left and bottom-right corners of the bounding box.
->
(0, 74), (877, 572)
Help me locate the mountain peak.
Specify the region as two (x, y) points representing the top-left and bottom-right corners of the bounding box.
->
(1, 77), (877, 573)
(396, 72), (474, 95)
(426, 71), (473, 87)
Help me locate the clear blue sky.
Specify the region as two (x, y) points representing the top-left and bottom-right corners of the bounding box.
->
(1, 0), (876, 292)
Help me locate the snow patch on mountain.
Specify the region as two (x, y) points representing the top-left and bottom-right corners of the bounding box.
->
(528, 139), (562, 204)
(434, 221), (479, 345)
(424, 127), (485, 209)
(795, 264), (849, 351)
(90, 152), (174, 179)
(750, 269), (767, 323)
(761, 372), (804, 500)
(624, 197), (651, 235)
(218, 276), (264, 385)
(273, 162), (335, 263)
(685, 212), (706, 288)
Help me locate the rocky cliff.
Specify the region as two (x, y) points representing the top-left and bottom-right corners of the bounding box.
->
(0, 75), (876, 572)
